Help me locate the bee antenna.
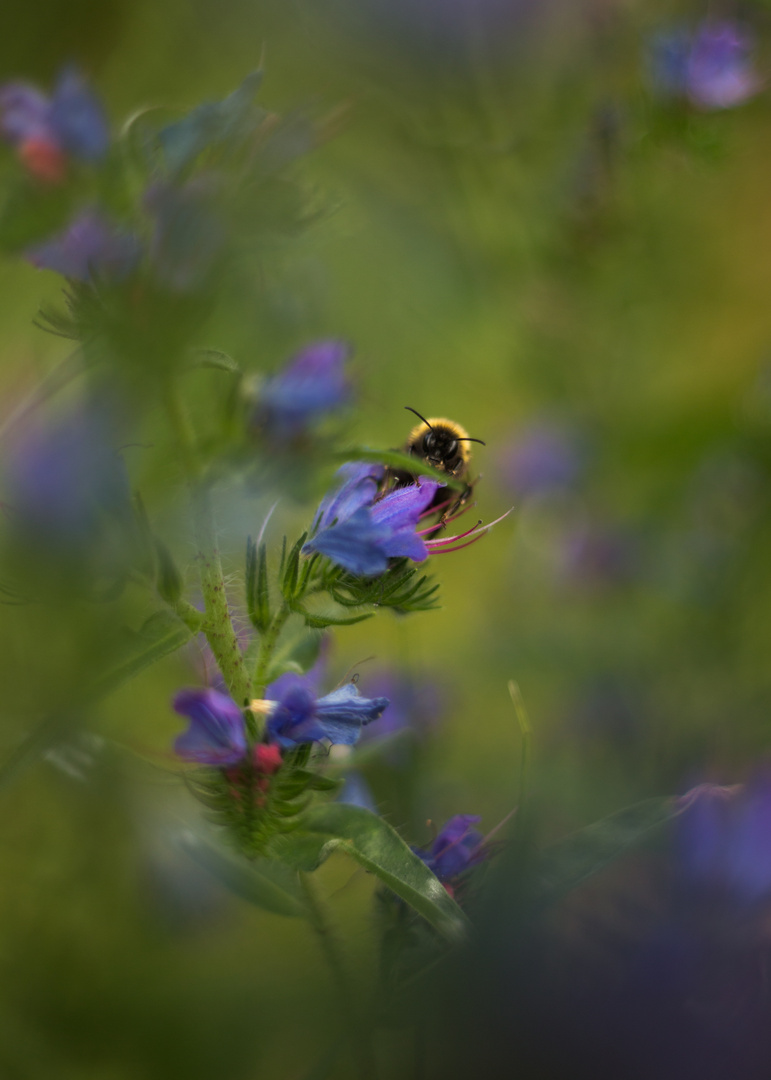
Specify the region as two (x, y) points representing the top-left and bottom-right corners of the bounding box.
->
(458, 437), (487, 446)
(404, 406), (434, 431)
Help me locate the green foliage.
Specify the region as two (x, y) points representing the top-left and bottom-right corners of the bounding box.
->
(270, 803), (469, 941)
(320, 559), (440, 613)
(245, 537), (271, 632)
(536, 796), (679, 904)
(178, 829), (306, 918)
(186, 744), (342, 859)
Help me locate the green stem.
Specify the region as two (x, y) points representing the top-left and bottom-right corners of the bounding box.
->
(253, 602), (291, 697)
(299, 871), (378, 1080)
(163, 378), (252, 707)
(193, 485), (253, 706)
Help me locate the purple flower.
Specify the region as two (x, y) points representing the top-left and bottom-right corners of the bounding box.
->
(415, 815), (485, 882)
(26, 209), (140, 281)
(6, 409), (130, 542)
(144, 178), (225, 293)
(304, 466), (441, 576)
(499, 421), (584, 499)
(677, 773), (771, 905)
(0, 67), (108, 180)
(173, 687), (247, 766)
(264, 671), (389, 748)
(358, 668), (444, 744)
(253, 341), (352, 440)
(647, 21), (760, 110)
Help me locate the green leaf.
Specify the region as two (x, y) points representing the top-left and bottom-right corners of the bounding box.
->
(154, 538), (183, 603)
(178, 830), (305, 917)
(246, 537), (271, 632)
(337, 447), (465, 491)
(273, 803), (469, 941)
(190, 348), (241, 374)
(93, 610), (196, 698)
(537, 796), (678, 904)
(296, 605), (373, 629)
(0, 610), (196, 793)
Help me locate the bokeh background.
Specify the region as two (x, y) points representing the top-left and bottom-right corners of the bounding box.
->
(2, 0), (771, 1076)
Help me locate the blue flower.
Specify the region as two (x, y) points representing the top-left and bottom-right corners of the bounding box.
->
(415, 815), (485, 882)
(686, 22), (760, 110)
(677, 773), (771, 905)
(0, 67), (108, 180)
(26, 209), (140, 281)
(303, 463), (441, 576)
(647, 21), (760, 110)
(6, 409), (130, 543)
(264, 671), (389, 748)
(173, 687), (247, 766)
(499, 420), (585, 499)
(253, 341), (352, 440)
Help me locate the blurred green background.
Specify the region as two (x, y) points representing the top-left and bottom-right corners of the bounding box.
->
(2, 0), (771, 1075)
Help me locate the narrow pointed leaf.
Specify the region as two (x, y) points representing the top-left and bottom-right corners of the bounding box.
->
(537, 796), (679, 904)
(178, 830), (305, 917)
(274, 803), (469, 941)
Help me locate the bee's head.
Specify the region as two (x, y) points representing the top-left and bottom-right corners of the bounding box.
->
(404, 408), (485, 475)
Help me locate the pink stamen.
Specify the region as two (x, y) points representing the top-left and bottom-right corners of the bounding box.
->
(425, 507), (513, 550)
(419, 495), (453, 520)
(423, 519), (483, 543)
(427, 531), (490, 555)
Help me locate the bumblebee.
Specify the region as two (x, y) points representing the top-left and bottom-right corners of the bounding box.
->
(388, 407), (486, 524)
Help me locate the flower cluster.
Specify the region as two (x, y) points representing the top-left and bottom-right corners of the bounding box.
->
(173, 675), (389, 767)
(304, 460), (507, 577)
(0, 67), (108, 182)
(414, 815), (487, 897)
(648, 21), (761, 110)
(251, 340), (352, 442)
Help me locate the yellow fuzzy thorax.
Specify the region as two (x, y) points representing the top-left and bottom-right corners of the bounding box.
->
(407, 417), (472, 463)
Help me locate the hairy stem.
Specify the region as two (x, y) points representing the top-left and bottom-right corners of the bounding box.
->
(299, 871), (378, 1080)
(163, 378), (252, 707)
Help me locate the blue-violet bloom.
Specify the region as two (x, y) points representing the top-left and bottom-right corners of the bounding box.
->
(304, 467), (441, 576)
(647, 21), (760, 110)
(0, 67), (108, 181)
(27, 209), (140, 281)
(677, 773), (771, 906)
(262, 671), (389, 748)
(254, 341), (352, 440)
(173, 687), (247, 766)
(499, 420), (585, 499)
(415, 815), (486, 882)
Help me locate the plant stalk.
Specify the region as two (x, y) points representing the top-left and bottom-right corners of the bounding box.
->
(299, 871), (378, 1080)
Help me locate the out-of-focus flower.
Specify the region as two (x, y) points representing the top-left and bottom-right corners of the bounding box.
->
(173, 687), (247, 766)
(0, 67), (108, 181)
(338, 772), (378, 812)
(359, 668), (444, 744)
(647, 21), (761, 110)
(5, 409), (130, 543)
(259, 671), (389, 748)
(252, 341), (352, 441)
(677, 774), (771, 906)
(26, 209), (140, 281)
(498, 420), (585, 499)
(415, 815), (486, 888)
(144, 178), (225, 293)
(253, 743), (283, 775)
(559, 520), (637, 587)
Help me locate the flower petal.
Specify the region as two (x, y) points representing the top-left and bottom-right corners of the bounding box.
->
(173, 687), (247, 766)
